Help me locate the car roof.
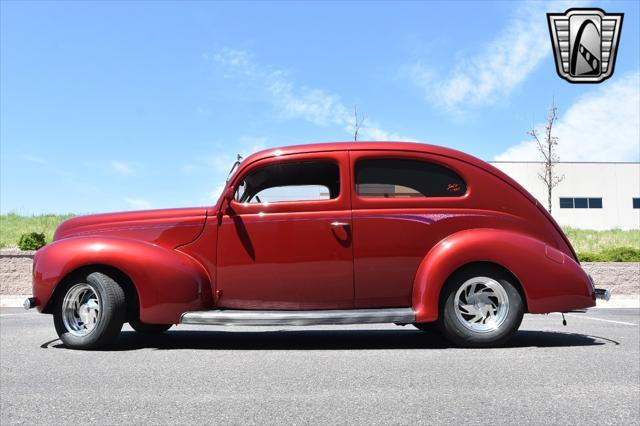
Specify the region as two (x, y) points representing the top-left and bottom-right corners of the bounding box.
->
(236, 141), (537, 206)
(243, 141), (480, 165)
(230, 141), (573, 259)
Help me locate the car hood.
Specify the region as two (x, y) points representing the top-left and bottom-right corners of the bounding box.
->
(53, 207), (208, 249)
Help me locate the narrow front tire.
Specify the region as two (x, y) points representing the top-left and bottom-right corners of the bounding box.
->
(53, 271), (126, 350)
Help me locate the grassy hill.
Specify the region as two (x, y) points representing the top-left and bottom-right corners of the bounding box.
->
(0, 214), (638, 261)
(0, 214), (75, 248)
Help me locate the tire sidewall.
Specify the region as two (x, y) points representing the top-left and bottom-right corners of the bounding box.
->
(439, 269), (524, 347)
(54, 272), (125, 349)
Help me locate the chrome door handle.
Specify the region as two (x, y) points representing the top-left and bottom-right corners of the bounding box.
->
(330, 221), (350, 227)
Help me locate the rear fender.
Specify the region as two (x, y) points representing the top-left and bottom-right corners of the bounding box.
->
(411, 229), (594, 322)
(32, 236), (211, 324)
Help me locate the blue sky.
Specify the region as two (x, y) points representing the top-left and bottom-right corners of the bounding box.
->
(1, 0), (638, 214)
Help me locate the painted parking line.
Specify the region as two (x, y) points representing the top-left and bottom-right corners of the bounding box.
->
(563, 313), (638, 326)
(0, 313), (33, 317)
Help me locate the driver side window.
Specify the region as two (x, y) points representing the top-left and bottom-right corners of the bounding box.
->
(235, 160), (340, 203)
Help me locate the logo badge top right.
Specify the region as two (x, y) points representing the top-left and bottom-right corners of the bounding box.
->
(547, 8), (623, 83)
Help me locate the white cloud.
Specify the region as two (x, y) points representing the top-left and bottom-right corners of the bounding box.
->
(210, 183), (226, 200)
(407, 1), (570, 111)
(23, 155), (47, 164)
(213, 48), (254, 71)
(181, 163), (198, 174)
(201, 136), (268, 175)
(195, 106), (211, 115)
(124, 197), (153, 210)
(238, 136), (268, 154)
(205, 155), (233, 174)
(213, 48), (417, 142)
(109, 161), (134, 176)
(495, 71), (640, 162)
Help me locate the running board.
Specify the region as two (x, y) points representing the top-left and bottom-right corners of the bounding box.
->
(180, 308), (415, 326)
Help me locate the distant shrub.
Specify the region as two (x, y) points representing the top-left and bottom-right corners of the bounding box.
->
(18, 232), (47, 251)
(563, 227), (640, 253)
(578, 252), (602, 262)
(578, 247), (640, 262)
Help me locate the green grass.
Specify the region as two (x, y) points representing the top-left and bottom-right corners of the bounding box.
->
(562, 227), (640, 262)
(0, 214), (75, 248)
(1, 215), (639, 261)
(562, 227), (640, 252)
(576, 247), (640, 262)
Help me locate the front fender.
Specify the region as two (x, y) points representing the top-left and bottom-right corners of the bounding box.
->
(32, 236), (211, 324)
(411, 229), (594, 322)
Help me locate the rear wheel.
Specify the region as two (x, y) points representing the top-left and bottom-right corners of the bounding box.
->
(438, 267), (524, 347)
(129, 319), (172, 334)
(53, 272), (125, 350)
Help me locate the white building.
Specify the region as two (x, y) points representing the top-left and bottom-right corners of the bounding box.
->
(490, 162), (640, 230)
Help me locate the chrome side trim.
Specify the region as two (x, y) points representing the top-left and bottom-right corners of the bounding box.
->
(180, 308), (415, 326)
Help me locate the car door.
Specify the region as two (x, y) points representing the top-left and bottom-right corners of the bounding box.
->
(349, 150), (470, 308)
(216, 151), (354, 310)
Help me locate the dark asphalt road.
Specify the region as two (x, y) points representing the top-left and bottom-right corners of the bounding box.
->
(1, 307), (638, 425)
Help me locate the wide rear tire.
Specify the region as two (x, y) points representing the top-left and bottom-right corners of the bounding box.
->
(438, 266), (524, 348)
(53, 271), (126, 350)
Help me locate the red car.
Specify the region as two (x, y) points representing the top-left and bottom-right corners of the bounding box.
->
(25, 142), (609, 349)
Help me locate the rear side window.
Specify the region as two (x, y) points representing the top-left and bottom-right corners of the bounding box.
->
(355, 158), (466, 198)
(235, 160), (340, 203)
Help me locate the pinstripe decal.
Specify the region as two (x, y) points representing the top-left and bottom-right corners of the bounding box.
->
(221, 212), (491, 225)
(354, 213), (492, 224)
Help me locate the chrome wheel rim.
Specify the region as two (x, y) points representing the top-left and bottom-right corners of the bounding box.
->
(62, 284), (101, 337)
(454, 276), (509, 333)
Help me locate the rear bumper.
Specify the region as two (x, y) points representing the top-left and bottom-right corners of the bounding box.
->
(23, 297), (38, 310)
(594, 288), (611, 301)
(588, 273), (611, 301)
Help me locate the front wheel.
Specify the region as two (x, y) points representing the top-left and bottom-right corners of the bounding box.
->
(438, 268), (524, 348)
(53, 272), (126, 350)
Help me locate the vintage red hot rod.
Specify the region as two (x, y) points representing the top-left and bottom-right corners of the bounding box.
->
(25, 142), (609, 349)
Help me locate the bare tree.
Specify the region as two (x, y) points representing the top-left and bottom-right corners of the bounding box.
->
(527, 100), (564, 213)
(353, 105), (366, 141)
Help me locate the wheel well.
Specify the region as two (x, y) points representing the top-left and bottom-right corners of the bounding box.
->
(440, 261), (528, 312)
(43, 264), (140, 321)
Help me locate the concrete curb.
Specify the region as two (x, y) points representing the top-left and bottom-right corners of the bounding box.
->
(593, 295), (640, 309)
(0, 249), (37, 256)
(2, 294), (638, 309)
(0, 296), (30, 308)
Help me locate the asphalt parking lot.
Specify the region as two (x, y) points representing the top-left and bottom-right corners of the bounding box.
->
(1, 307), (638, 425)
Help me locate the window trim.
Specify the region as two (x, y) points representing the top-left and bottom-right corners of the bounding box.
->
(559, 197), (574, 209)
(227, 153), (350, 214)
(588, 198), (603, 209)
(234, 159), (340, 204)
(247, 184), (333, 203)
(559, 197), (603, 209)
(574, 197), (588, 208)
(352, 154), (469, 202)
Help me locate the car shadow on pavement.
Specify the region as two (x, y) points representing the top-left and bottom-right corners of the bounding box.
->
(41, 328), (613, 351)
